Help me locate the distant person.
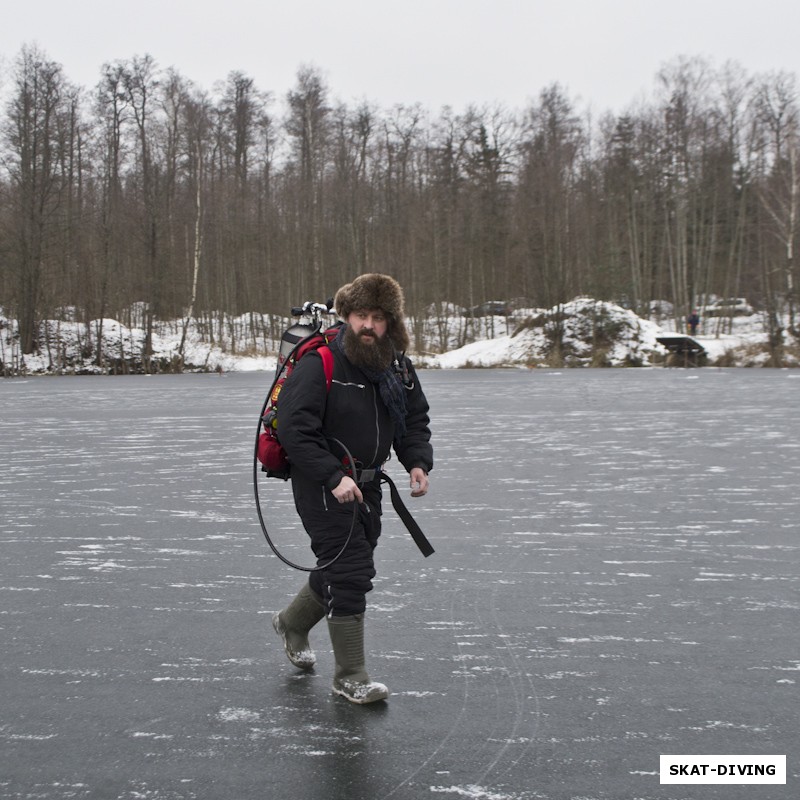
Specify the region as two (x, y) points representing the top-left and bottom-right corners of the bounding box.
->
(687, 310), (700, 336)
(271, 273), (433, 704)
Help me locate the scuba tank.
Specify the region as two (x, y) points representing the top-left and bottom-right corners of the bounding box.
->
(277, 318), (322, 373)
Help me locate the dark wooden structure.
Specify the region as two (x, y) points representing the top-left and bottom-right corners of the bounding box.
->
(656, 335), (708, 367)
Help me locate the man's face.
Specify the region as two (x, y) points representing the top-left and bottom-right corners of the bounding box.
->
(347, 309), (388, 343)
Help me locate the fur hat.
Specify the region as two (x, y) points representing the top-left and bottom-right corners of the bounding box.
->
(334, 273), (410, 351)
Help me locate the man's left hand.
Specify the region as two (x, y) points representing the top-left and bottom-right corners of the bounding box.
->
(409, 467), (429, 497)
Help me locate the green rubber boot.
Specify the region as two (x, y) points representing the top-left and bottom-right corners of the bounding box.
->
(328, 614), (389, 704)
(272, 583), (326, 669)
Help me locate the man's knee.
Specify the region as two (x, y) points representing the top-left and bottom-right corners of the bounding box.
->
(322, 540), (376, 616)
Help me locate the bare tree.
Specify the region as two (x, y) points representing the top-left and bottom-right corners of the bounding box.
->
(92, 60), (131, 364)
(710, 61), (756, 335)
(755, 71), (799, 341)
(329, 101), (376, 286)
(657, 56), (714, 326)
(121, 54), (162, 368)
(2, 45), (68, 355)
(179, 89), (213, 357)
(463, 106), (516, 323)
(286, 65), (331, 299)
(516, 83), (584, 308)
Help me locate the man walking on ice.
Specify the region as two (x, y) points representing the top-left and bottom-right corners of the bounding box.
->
(271, 273), (433, 704)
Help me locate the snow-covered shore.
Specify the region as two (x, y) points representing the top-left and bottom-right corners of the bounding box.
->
(1, 298), (797, 375)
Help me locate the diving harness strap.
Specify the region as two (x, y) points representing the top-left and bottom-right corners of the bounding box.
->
(378, 472), (435, 558)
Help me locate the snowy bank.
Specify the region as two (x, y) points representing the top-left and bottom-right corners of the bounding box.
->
(1, 298), (797, 375)
(424, 298), (665, 368)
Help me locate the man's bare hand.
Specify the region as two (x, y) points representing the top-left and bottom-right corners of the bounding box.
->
(332, 475), (364, 504)
(409, 467), (429, 497)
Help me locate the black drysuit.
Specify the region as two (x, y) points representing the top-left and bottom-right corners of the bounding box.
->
(277, 343), (433, 617)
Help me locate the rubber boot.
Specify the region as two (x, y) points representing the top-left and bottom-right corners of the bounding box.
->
(272, 583), (326, 669)
(327, 614), (389, 704)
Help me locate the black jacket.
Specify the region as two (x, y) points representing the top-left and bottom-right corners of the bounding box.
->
(277, 344), (433, 489)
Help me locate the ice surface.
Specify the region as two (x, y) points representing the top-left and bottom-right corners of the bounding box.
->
(0, 369), (798, 799)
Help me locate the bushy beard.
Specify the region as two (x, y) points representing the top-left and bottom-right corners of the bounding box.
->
(342, 324), (394, 372)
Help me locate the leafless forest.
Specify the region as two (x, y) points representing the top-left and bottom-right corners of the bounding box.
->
(1, 45), (798, 363)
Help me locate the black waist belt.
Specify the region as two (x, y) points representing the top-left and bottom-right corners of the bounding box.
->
(379, 473), (435, 558)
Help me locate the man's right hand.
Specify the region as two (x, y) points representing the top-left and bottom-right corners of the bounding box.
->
(331, 475), (363, 504)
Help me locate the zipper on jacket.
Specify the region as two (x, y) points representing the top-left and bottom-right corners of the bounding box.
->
(332, 379), (365, 389)
(370, 383), (380, 467)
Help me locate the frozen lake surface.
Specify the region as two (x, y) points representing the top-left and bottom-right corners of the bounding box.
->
(1, 368), (798, 800)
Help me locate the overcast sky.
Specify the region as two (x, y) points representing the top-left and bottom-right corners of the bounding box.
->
(2, 0), (800, 115)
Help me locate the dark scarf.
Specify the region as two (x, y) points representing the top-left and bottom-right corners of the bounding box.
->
(331, 328), (408, 445)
